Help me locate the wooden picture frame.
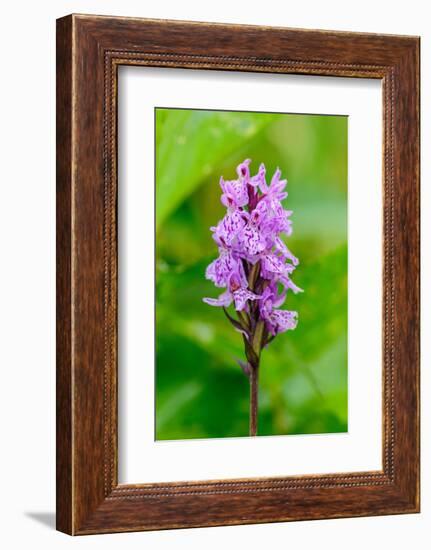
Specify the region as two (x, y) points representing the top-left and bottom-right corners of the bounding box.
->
(56, 14), (420, 535)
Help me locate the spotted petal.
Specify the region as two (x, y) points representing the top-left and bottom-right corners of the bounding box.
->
(262, 253), (286, 274)
(266, 309), (298, 335)
(203, 290), (233, 308)
(232, 289), (261, 311)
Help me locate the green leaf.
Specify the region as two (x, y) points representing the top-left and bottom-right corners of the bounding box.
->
(155, 109), (277, 228)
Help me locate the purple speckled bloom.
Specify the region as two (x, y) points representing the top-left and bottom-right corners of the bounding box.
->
(203, 160), (303, 436)
(204, 159), (301, 328)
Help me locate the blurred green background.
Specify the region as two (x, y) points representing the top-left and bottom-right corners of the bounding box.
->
(155, 107), (348, 440)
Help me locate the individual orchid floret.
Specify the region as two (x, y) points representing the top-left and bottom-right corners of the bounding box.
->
(236, 158), (251, 180)
(203, 160), (303, 436)
(258, 285), (298, 336)
(210, 210), (247, 248)
(219, 177), (249, 209)
(265, 309), (298, 336)
(203, 264), (261, 312)
(249, 163), (266, 189)
(205, 250), (246, 288)
(266, 167), (288, 202)
(237, 224), (266, 259)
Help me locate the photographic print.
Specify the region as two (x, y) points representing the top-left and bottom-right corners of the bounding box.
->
(155, 107), (348, 440)
(57, 16), (420, 533)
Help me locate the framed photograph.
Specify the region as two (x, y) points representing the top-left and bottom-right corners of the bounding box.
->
(56, 14), (420, 534)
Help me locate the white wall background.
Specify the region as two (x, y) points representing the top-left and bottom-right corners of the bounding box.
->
(0, 1), (427, 548)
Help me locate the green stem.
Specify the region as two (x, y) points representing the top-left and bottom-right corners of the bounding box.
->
(249, 361), (259, 436)
(244, 261), (264, 436)
(237, 310), (251, 331)
(248, 261), (260, 291)
(251, 320), (265, 356)
(248, 320), (265, 436)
